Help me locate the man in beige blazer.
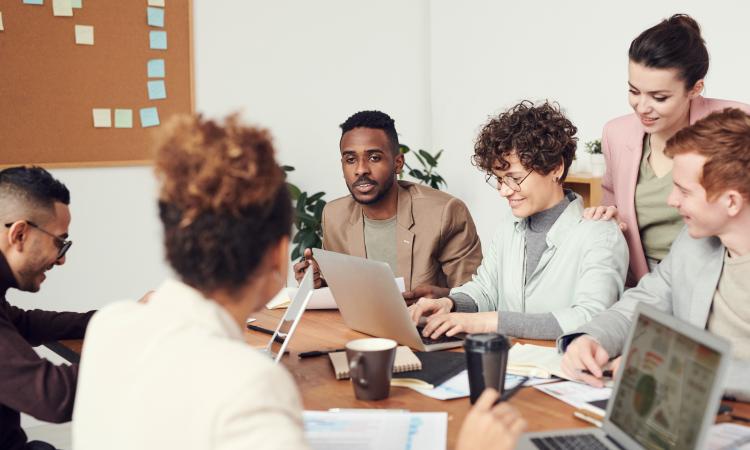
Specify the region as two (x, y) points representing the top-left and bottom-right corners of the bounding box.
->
(294, 110), (481, 295)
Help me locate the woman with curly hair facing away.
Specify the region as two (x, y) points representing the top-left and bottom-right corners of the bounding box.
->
(585, 14), (750, 285)
(71, 114), (307, 449)
(410, 101), (629, 340)
(71, 114), (527, 450)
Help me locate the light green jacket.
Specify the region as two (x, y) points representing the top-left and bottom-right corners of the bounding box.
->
(450, 195), (629, 334)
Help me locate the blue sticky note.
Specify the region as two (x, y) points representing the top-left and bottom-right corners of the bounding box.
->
(139, 107), (160, 127)
(147, 7), (164, 27)
(147, 80), (167, 100)
(147, 59), (165, 78)
(24, 0), (44, 4)
(149, 31), (167, 50)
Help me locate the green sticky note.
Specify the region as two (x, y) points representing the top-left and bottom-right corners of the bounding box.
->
(147, 59), (165, 78)
(23, 0), (44, 5)
(147, 7), (164, 27)
(71, 0), (82, 8)
(139, 107), (160, 127)
(114, 109), (133, 128)
(149, 31), (167, 50)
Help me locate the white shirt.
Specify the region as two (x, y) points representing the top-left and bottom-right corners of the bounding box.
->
(72, 279), (309, 450)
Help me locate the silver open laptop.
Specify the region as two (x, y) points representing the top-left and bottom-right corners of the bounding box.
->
(519, 303), (731, 450)
(313, 249), (463, 352)
(264, 267), (314, 363)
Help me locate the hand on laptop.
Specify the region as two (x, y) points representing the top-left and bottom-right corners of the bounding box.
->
(408, 297), (453, 325)
(457, 388), (526, 450)
(421, 311), (498, 339)
(402, 285), (451, 304)
(293, 248), (324, 289)
(561, 335), (613, 388)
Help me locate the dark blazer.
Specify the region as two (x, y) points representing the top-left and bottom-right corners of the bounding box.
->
(0, 253), (93, 450)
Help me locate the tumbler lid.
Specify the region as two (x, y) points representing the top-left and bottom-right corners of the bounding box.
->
(463, 333), (509, 352)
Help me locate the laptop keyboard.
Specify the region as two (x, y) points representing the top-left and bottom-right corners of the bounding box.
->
(416, 326), (463, 345)
(531, 434), (610, 450)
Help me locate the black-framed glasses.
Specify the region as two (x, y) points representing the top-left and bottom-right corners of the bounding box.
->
(4, 221), (72, 260)
(485, 170), (533, 192)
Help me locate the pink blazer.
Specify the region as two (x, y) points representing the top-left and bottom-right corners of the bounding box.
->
(601, 96), (750, 285)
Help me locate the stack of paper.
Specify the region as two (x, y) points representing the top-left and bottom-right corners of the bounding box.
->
(507, 343), (566, 379)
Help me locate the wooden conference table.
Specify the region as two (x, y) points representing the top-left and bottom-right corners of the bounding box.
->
(62, 308), (750, 450)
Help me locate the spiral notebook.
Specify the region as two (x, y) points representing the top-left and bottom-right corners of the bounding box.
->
(329, 346), (422, 380)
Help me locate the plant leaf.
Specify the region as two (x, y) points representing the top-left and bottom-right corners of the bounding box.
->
(399, 144), (411, 155)
(418, 149), (437, 167)
(286, 183), (301, 201)
(307, 192), (325, 204)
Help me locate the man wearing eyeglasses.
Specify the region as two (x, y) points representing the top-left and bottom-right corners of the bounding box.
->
(0, 166), (93, 450)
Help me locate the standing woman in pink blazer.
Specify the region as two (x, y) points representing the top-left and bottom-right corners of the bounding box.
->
(586, 14), (750, 285)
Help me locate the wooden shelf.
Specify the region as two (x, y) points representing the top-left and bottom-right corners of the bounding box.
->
(564, 172), (602, 207)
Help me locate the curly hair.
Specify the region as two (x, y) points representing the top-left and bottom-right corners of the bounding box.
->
(472, 101), (578, 182)
(154, 113), (292, 293)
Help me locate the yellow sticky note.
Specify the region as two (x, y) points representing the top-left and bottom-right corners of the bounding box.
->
(0, 12), (4, 31)
(74, 24), (93, 45)
(52, 0), (73, 17)
(147, 0), (165, 6)
(114, 109), (133, 128)
(92, 109), (111, 128)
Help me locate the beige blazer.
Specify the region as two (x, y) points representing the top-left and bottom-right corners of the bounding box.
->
(322, 181), (482, 291)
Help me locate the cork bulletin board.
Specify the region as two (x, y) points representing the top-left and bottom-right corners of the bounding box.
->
(0, 0), (194, 167)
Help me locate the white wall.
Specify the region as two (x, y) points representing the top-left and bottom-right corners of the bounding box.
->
(8, 1), (750, 311)
(429, 0), (750, 241)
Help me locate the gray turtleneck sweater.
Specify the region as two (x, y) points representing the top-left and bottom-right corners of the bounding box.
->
(450, 192), (574, 339)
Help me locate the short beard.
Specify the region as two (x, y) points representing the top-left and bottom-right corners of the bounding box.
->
(347, 172), (396, 206)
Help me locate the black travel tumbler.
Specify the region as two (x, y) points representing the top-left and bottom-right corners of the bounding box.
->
(464, 333), (511, 404)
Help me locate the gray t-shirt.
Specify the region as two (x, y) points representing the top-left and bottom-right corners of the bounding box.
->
(363, 215), (398, 275)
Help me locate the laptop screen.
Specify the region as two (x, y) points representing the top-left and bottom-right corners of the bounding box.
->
(608, 313), (723, 449)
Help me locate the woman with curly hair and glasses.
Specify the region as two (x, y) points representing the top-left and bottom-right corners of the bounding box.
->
(409, 101), (629, 340)
(71, 114), (527, 450)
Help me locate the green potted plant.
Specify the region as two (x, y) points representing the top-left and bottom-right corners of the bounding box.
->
(399, 145), (447, 190)
(585, 139), (605, 177)
(282, 166), (326, 261)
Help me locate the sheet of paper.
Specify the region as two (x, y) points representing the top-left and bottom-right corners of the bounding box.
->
(147, 80), (166, 100)
(304, 410), (446, 450)
(92, 108), (111, 128)
(534, 381), (611, 415)
(410, 370), (558, 401)
(74, 24), (93, 45)
(147, 59), (165, 78)
(23, 0), (44, 5)
(52, 0), (72, 16)
(114, 109), (133, 128)
(71, 0), (82, 8)
(139, 107), (160, 127)
(147, 6), (164, 27)
(147, 0), (165, 6)
(0, 12), (4, 31)
(149, 30), (167, 50)
(706, 423), (750, 450)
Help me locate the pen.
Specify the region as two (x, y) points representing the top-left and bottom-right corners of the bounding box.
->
(494, 376), (529, 404)
(581, 369), (613, 378)
(299, 348), (346, 358)
(246, 324), (286, 345)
